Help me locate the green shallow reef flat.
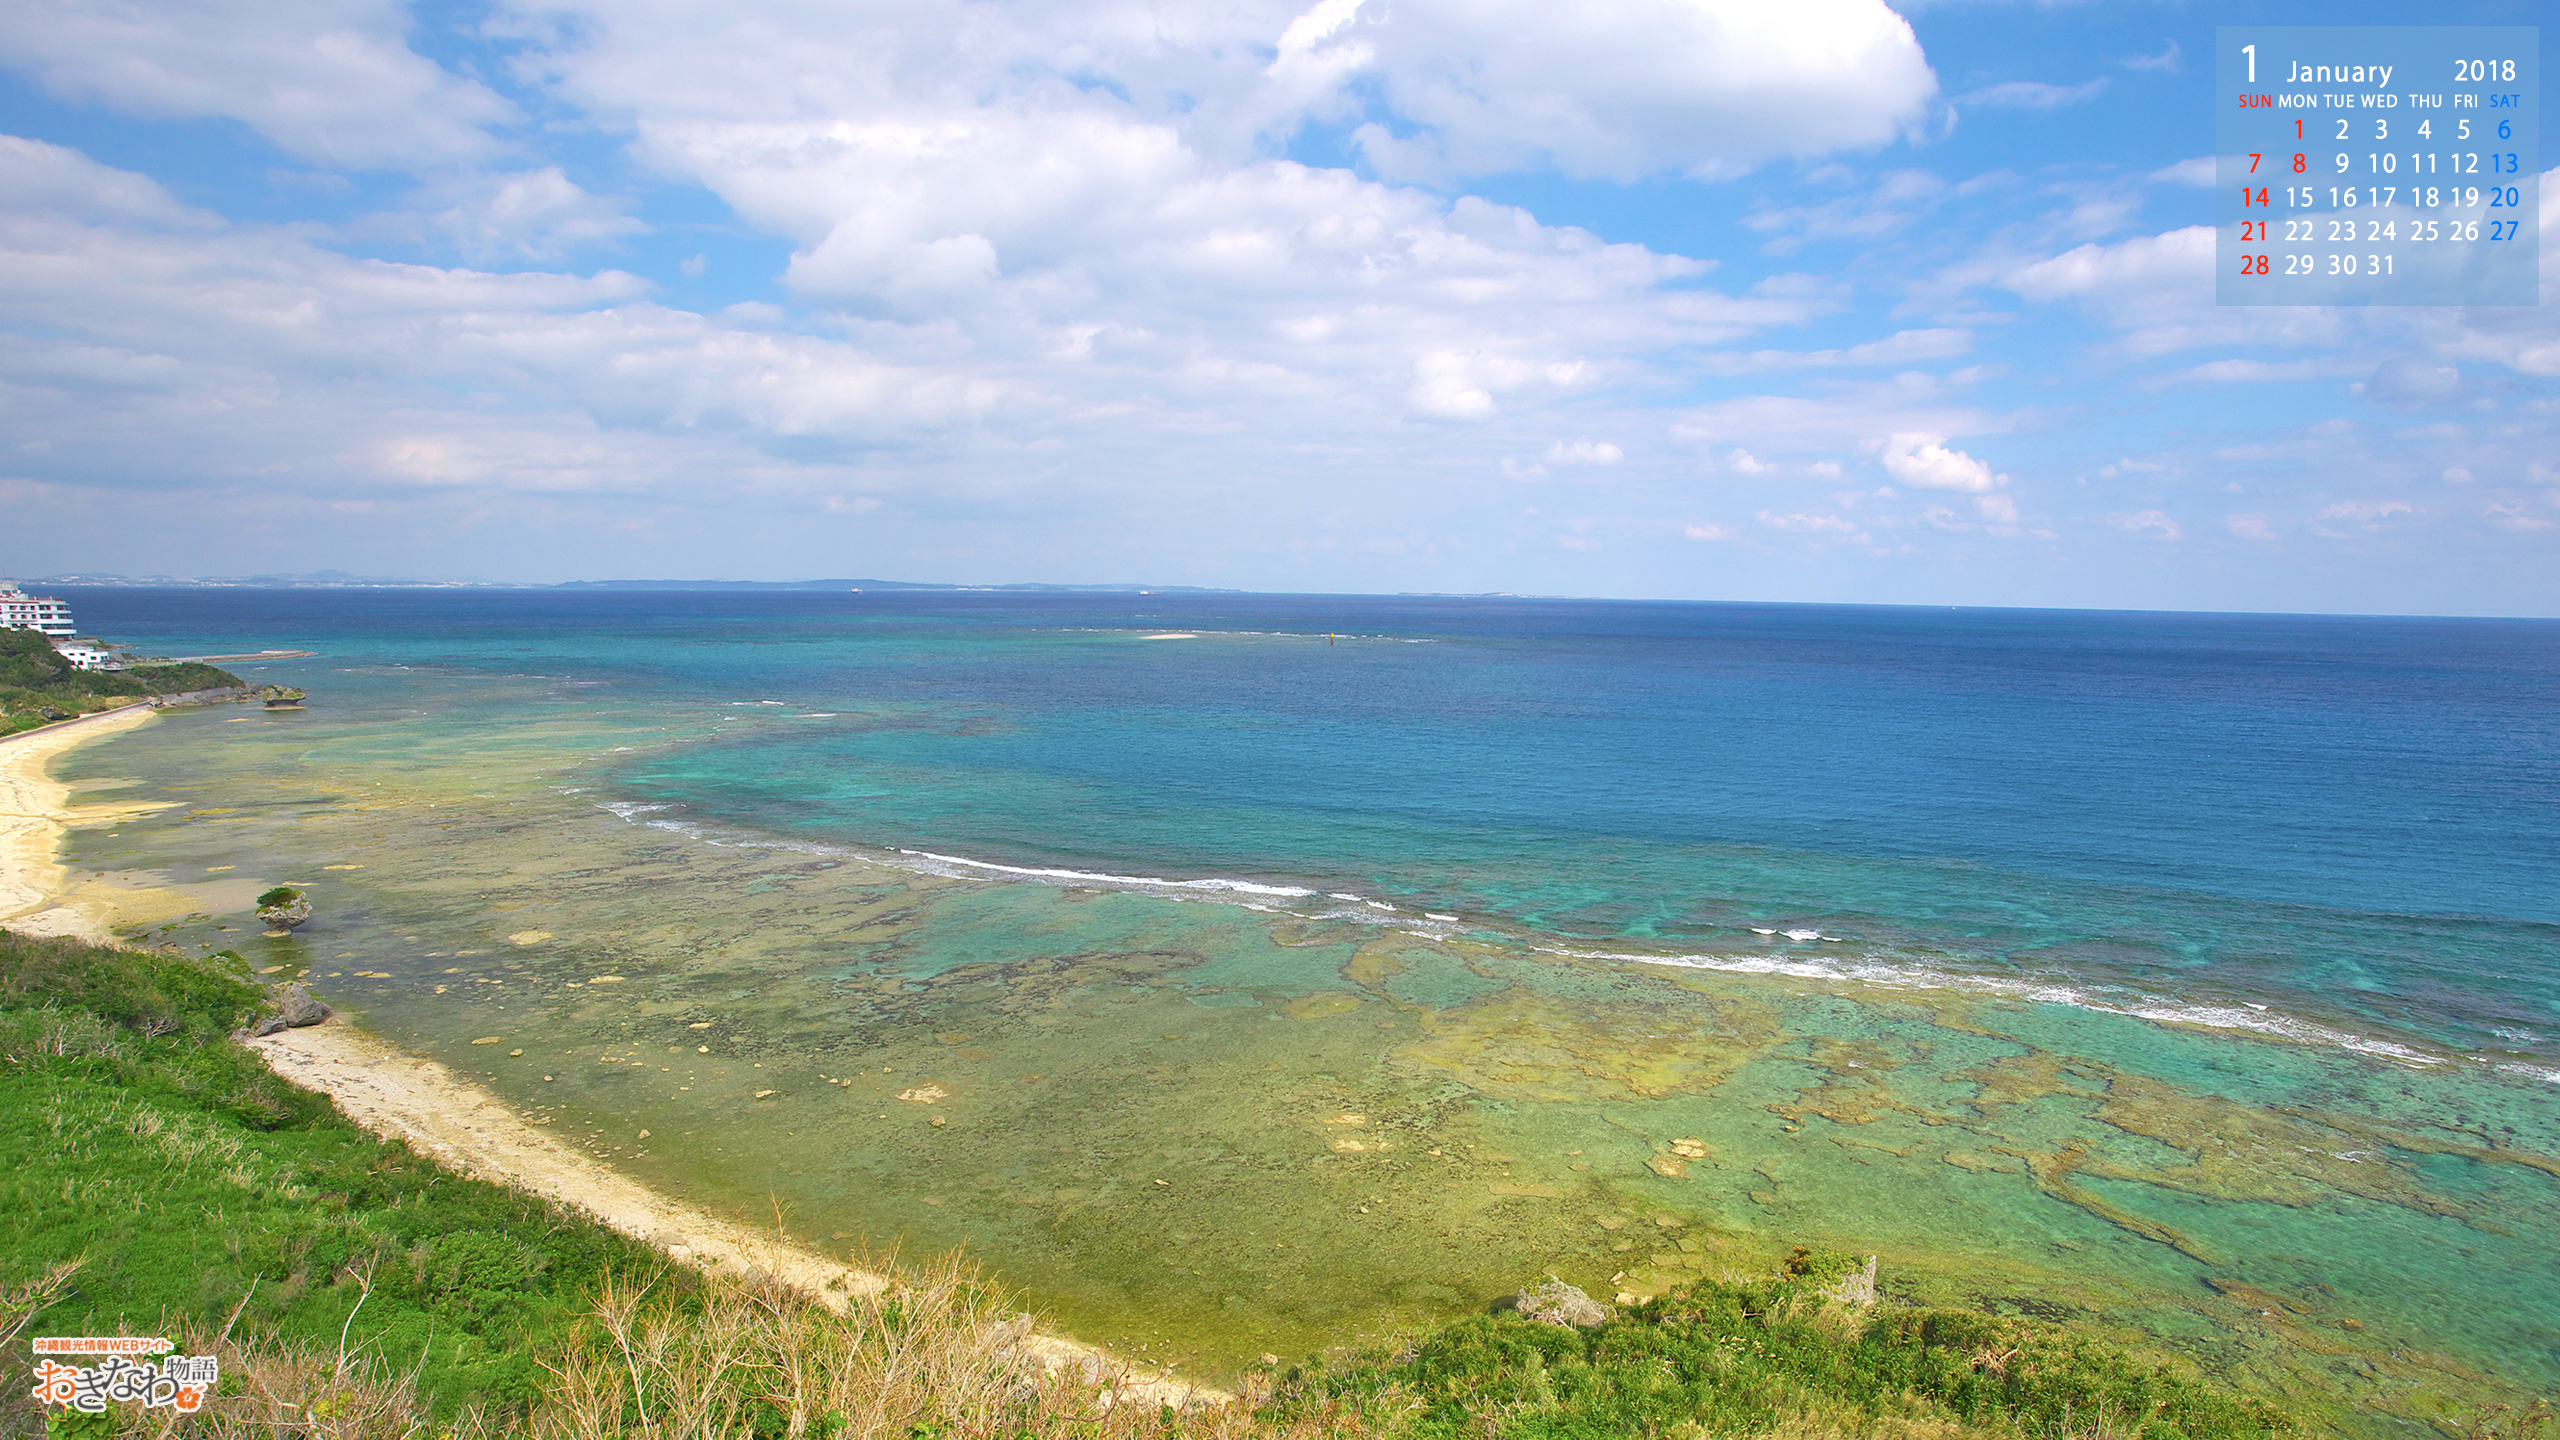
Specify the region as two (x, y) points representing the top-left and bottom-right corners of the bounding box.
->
(1, 930), (2309, 1440)
(46, 676), (2560, 1435)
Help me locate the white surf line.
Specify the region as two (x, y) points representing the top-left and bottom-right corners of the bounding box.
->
(578, 790), (2535, 1081)
(1584, 944), (2473, 1071)
(893, 847), (1316, 898)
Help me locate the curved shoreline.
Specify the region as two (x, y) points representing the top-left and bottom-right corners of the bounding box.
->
(246, 1017), (1223, 1405)
(0, 704), (164, 942)
(0, 704), (1227, 1410)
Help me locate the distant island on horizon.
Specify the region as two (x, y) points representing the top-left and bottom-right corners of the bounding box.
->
(22, 571), (1572, 601)
(23, 574), (2557, 619)
(27, 570), (1253, 595)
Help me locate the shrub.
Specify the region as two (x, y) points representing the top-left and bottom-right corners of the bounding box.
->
(0, 933), (260, 1040)
(424, 1232), (549, 1297)
(1265, 1268), (2296, 1440)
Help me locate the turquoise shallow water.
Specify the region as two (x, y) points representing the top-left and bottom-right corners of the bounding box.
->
(44, 588), (2560, 1423)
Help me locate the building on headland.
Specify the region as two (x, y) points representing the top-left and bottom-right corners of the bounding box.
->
(53, 640), (133, 671)
(0, 581), (77, 639)
(0, 581), (128, 668)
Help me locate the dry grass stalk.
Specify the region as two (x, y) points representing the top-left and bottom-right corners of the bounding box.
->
(518, 1252), (1296, 1440)
(528, 1250), (1406, 1439)
(63, 1249), (1376, 1440)
(122, 1324), (472, 1440)
(0, 1254), (86, 1350)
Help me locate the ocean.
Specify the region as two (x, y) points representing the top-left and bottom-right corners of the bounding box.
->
(46, 587), (2560, 1424)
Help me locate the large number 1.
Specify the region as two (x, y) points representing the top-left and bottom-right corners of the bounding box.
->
(2243, 44), (2256, 83)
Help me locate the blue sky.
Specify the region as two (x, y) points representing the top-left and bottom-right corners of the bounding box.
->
(0, 0), (2550, 612)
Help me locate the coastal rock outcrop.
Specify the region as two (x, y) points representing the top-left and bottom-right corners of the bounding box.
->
(272, 982), (330, 1028)
(1827, 1255), (1880, 1306)
(1513, 1280), (1611, 1329)
(255, 886), (311, 935)
(147, 686), (254, 708)
(1782, 1249), (1880, 1306)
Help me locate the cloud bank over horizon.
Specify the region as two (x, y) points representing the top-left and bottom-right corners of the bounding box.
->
(0, 0), (2552, 614)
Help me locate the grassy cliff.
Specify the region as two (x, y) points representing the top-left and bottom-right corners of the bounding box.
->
(0, 629), (244, 736)
(0, 931), (2316, 1439)
(0, 934), (658, 1425)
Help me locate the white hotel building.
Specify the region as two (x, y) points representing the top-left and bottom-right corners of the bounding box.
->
(0, 581), (129, 669)
(0, 582), (76, 639)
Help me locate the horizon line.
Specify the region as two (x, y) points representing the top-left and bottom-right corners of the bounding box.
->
(14, 573), (2559, 624)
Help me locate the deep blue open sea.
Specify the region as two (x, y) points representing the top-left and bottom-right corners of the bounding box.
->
(63, 587), (2560, 1074)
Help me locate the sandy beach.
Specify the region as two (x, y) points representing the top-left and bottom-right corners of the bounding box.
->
(252, 1017), (900, 1302)
(0, 705), (165, 942)
(250, 1023), (1226, 1405)
(0, 704), (1224, 1409)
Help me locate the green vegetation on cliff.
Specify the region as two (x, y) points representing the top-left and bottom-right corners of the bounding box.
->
(0, 933), (658, 1425)
(0, 931), (2326, 1438)
(0, 628), (245, 735)
(1267, 1283), (2293, 1439)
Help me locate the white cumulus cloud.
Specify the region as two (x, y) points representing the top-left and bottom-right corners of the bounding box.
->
(2148, 157), (2215, 187)
(0, 0), (511, 167)
(1956, 78), (2108, 111)
(2315, 501), (2415, 535)
(1326, 0), (1938, 182)
(372, 168), (651, 263)
(1543, 439), (1624, 466)
(2003, 226), (2346, 357)
(2107, 509), (2181, 541)
(1877, 433), (2002, 493)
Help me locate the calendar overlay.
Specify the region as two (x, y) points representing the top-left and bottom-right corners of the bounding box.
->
(2218, 26), (2538, 306)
